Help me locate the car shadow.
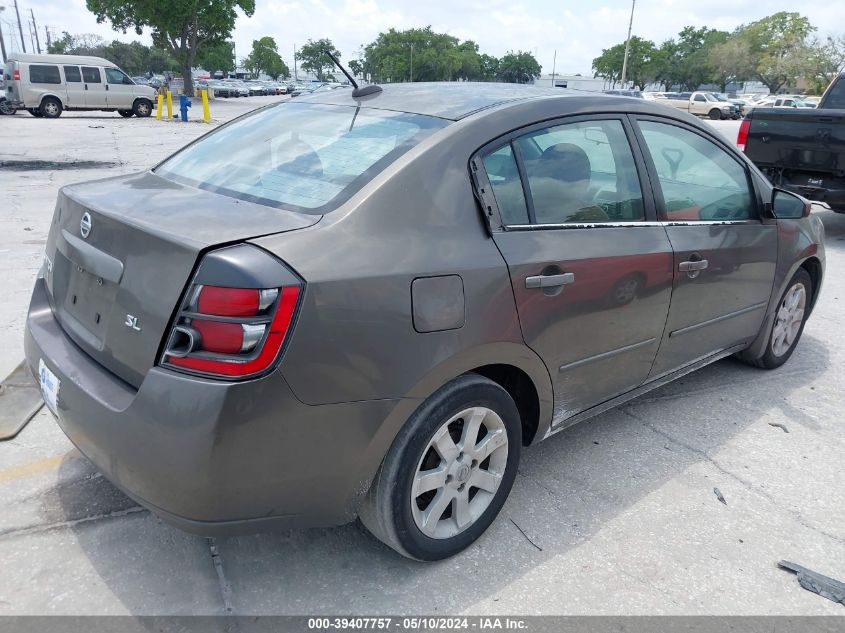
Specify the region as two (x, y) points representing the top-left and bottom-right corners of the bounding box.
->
(52, 329), (828, 614)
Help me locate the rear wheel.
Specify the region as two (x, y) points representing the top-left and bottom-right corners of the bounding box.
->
(133, 99), (152, 118)
(0, 99), (15, 115)
(118, 109), (134, 118)
(748, 268), (812, 369)
(359, 374), (521, 560)
(40, 97), (62, 118)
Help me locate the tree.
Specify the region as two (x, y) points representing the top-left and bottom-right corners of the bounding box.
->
(46, 32), (177, 75)
(592, 36), (657, 89)
(798, 35), (845, 94)
(496, 51), (541, 84)
(296, 38), (340, 82)
(709, 38), (753, 92)
(243, 36), (288, 79)
(198, 40), (235, 76)
(85, 0), (255, 96)
(735, 12), (815, 93)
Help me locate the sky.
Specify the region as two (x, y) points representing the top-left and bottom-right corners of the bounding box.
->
(4, 0), (845, 76)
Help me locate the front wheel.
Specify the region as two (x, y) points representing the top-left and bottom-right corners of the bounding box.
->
(749, 268), (812, 369)
(28, 108), (43, 117)
(118, 109), (134, 117)
(359, 374), (521, 560)
(709, 108), (723, 120)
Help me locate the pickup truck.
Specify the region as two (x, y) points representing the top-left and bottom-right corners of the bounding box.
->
(657, 91), (736, 120)
(740, 74), (845, 212)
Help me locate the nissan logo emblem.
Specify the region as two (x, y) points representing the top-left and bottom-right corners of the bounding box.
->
(80, 212), (92, 239)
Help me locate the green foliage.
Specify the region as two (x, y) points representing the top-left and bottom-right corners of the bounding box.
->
(734, 12), (816, 92)
(592, 36), (658, 90)
(496, 51), (542, 84)
(85, 0), (255, 95)
(295, 38), (340, 82)
(244, 36), (289, 79)
(799, 36), (845, 94)
(46, 31), (178, 75)
(362, 27), (523, 83)
(198, 40), (235, 75)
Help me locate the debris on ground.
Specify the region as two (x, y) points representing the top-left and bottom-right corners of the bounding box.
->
(768, 422), (790, 433)
(713, 487), (727, 505)
(509, 518), (542, 552)
(778, 560), (845, 606)
(0, 361), (43, 440)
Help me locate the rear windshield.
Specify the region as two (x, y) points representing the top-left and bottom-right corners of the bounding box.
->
(822, 77), (845, 109)
(156, 102), (448, 213)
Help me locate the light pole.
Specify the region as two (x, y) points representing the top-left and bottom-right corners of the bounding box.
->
(12, 0), (23, 53)
(620, 0), (636, 88)
(407, 42), (414, 82)
(0, 7), (7, 62)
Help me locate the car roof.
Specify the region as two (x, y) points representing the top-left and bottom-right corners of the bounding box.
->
(296, 81), (600, 121)
(6, 53), (117, 67)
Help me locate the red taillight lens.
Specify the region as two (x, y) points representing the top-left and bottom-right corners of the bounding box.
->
(737, 119), (751, 152)
(162, 284), (301, 379)
(197, 286), (259, 317)
(192, 319), (244, 354)
(13, 70), (20, 81)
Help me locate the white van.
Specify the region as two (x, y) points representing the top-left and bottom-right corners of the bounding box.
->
(3, 53), (157, 118)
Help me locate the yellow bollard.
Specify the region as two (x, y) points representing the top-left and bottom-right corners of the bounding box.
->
(156, 94), (163, 120)
(201, 89), (210, 123)
(166, 90), (173, 119)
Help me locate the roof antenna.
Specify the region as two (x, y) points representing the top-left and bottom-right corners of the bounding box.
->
(324, 49), (382, 98)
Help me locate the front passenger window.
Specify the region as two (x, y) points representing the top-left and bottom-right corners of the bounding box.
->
(638, 120), (754, 221)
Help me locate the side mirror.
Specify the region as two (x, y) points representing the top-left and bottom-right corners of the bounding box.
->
(772, 188), (811, 219)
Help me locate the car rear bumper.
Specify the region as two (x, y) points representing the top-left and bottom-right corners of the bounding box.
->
(25, 277), (406, 535)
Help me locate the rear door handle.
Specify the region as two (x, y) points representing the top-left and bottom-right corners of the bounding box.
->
(525, 272), (575, 289)
(678, 260), (709, 272)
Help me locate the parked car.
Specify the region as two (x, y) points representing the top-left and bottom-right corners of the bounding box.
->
(208, 81), (236, 98)
(25, 83), (824, 561)
(740, 72), (845, 212)
(0, 76), (15, 114)
(603, 89), (643, 98)
(656, 91), (734, 120)
(711, 93), (743, 119)
(3, 53), (157, 118)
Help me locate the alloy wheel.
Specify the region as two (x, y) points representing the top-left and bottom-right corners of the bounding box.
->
(411, 406), (508, 539)
(771, 282), (806, 357)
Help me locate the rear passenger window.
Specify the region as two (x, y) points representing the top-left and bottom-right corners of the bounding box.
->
(637, 120), (754, 221)
(513, 119), (645, 224)
(481, 145), (529, 225)
(64, 66), (81, 82)
(29, 65), (61, 84)
(81, 67), (101, 83)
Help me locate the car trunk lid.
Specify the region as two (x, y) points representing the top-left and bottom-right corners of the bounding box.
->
(44, 171), (319, 388)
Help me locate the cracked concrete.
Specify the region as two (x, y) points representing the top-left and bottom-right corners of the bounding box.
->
(0, 112), (843, 615)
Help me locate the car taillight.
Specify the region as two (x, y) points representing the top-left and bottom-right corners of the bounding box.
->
(737, 119), (751, 152)
(161, 283), (301, 379)
(12, 69), (20, 81)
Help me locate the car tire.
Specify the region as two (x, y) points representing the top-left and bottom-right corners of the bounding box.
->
(39, 97), (63, 118)
(747, 268), (812, 370)
(118, 110), (134, 118)
(0, 99), (15, 115)
(133, 99), (153, 118)
(359, 373), (521, 561)
(709, 108), (722, 120)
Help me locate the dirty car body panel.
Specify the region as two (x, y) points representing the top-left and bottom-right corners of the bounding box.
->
(24, 83), (825, 540)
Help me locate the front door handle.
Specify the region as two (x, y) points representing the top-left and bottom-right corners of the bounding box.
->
(678, 260), (709, 272)
(525, 272), (575, 289)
